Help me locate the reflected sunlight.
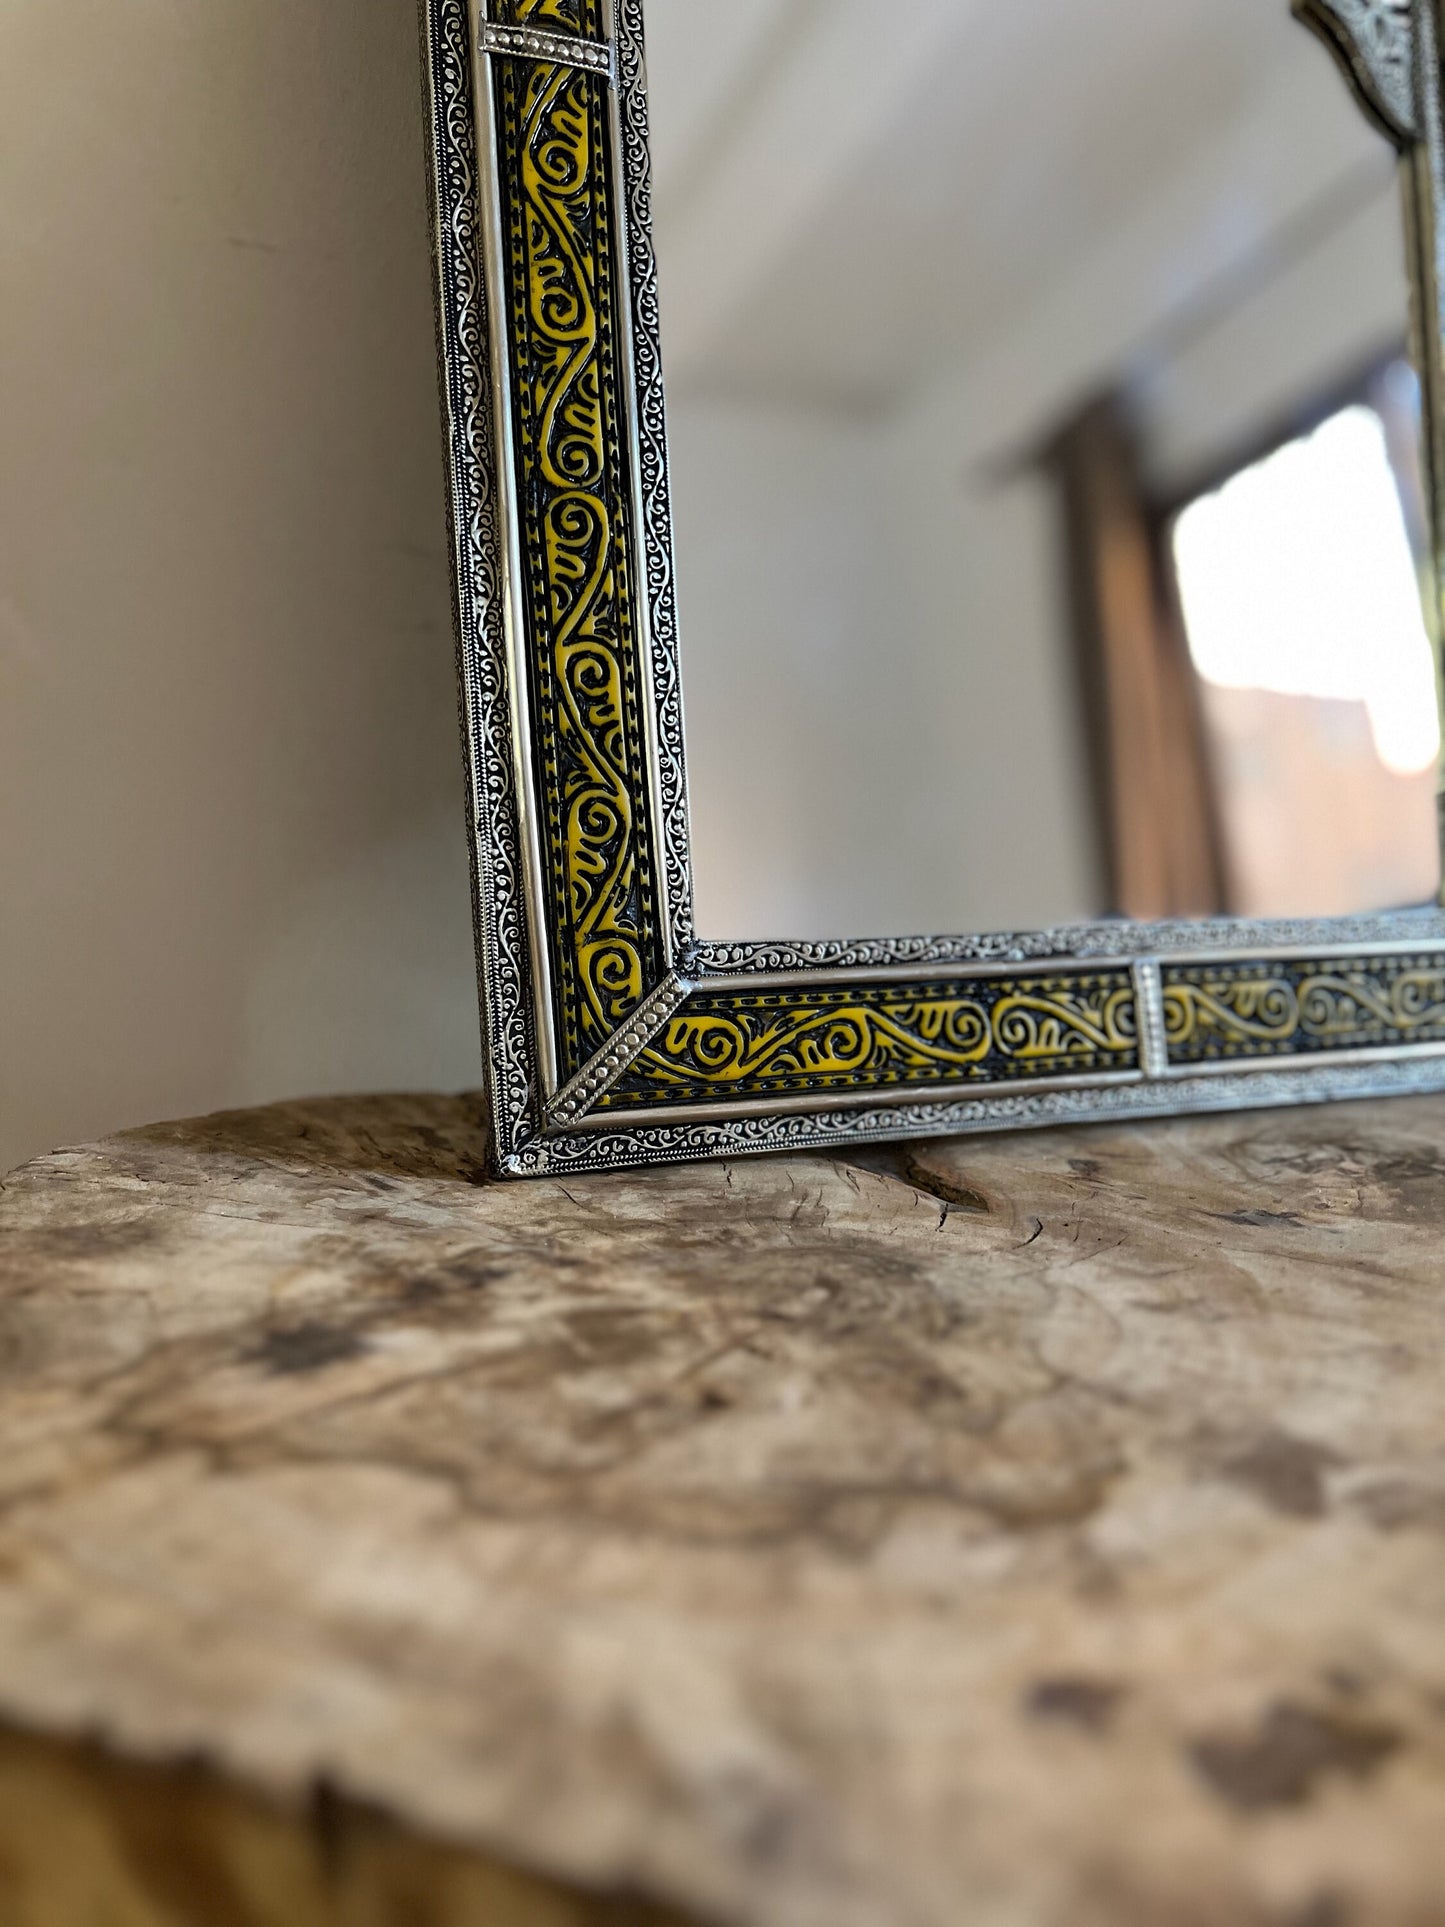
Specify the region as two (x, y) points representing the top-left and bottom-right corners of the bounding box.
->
(1173, 406), (1441, 777)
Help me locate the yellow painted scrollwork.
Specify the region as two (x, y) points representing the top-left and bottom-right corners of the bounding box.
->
(610, 976), (1139, 1106)
(493, 0), (598, 32)
(1299, 969), (1445, 1038)
(991, 985), (1138, 1062)
(1164, 957), (1445, 1060)
(495, 46), (661, 1074)
(1164, 979), (1300, 1049)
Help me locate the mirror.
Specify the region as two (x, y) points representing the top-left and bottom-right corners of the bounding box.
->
(646, 0), (1443, 940)
(426, 0), (1445, 1174)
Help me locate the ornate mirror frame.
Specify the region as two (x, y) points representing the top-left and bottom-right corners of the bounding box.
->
(422, 0), (1445, 1178)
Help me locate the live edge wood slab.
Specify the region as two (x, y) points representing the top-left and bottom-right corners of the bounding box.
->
(3, 1097), (1445, 1927)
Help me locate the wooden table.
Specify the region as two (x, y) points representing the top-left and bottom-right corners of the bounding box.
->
(2, 1091), (1445, 1926)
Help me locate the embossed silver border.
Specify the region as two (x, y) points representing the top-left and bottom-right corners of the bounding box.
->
(506, 1056), (1445, 1178)
(422, 0), (541, 1158)
(688, 914), (1445, 981)
(612, 0), (695, 954)
(423, 0), (1445, 1176)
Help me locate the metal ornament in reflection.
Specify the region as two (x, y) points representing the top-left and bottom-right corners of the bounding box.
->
(423, 0), (1445, 1175)
(1291, 0), (1418, 140)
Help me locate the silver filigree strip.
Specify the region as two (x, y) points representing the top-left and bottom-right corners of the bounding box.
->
(506, 1054), (1445, 1178)
(613, 0), (697, 954)
(1132, 960), (1170, 1082)
(479, 23), (614, 78)
(1294, 0), (1418, 143)
(690, 910), (1445, 978)
(544, 969), (693, 1127)
(425, 0), (541, 1158)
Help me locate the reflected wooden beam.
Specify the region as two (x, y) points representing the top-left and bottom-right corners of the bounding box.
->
(0, 1725), (691, 1926)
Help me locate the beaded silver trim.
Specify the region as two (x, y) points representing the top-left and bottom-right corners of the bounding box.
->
(1132, 961), (1170, 1082)
(479, 23), (614, 79)
(545, 970), (692, 1128)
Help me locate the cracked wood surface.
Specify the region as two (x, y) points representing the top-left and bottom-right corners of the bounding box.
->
(2, 1092), (1445, 1925)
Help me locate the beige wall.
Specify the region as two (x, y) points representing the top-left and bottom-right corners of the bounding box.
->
(1, 0), (483, 1174)
(671, 395), (1102, 941)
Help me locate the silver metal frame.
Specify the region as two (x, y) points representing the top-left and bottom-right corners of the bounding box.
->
(422, 0), (1445, 1177)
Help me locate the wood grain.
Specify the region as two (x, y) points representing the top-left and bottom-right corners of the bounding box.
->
(0, 1725), (685, 1926)
(3, 1092), (1445, 1926)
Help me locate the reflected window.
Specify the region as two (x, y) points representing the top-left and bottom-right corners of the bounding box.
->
(1170, 379), (1440, 917)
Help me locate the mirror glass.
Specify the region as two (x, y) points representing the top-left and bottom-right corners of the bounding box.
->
(646, 0), (1442, 940)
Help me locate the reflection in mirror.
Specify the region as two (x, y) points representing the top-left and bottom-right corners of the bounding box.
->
(646, 0), (1442, 940)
